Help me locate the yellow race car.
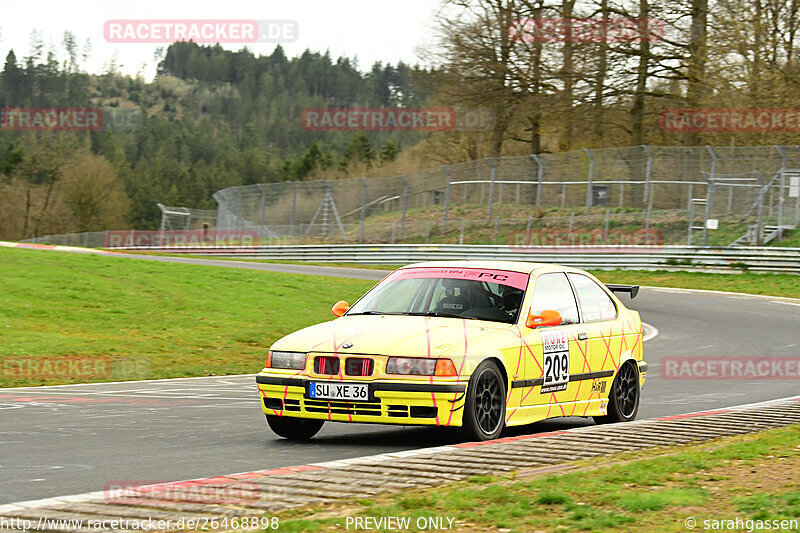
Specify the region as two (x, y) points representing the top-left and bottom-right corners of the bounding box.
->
(256, 261), (646, 441)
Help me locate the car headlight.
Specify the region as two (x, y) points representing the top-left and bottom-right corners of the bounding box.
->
(386, 357), (457, 376)
(266, 351), (307, 370)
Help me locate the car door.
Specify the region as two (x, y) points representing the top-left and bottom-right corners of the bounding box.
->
(566, 273), (620, 404)
(520, 272), (589, 408)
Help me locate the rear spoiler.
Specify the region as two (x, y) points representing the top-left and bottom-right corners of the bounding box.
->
(606, 284), (640, 299)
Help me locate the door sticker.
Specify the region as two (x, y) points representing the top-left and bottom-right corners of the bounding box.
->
(541, 330), (570, 393)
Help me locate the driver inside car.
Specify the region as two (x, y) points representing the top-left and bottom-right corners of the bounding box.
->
(436, 280), (473, 315)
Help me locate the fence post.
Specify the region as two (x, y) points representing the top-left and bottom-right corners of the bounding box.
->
(569, 212), (575, 246)
(257, 184), (267, 232)
(426, 221), (431, 243)
(487, 158), (496, 221)
(775, 146), (787, 240)
(754, 170), (766, 245)
(531, 154), (543, 208)
(642, 145), (652, 206)
(584, 148), (594, 215)
(703, 146), (719, 247)
(493, 216), (499, 244)
(359, 179), (367, 244)
(290, 182), (297, 236)
(442, 165), (452, 231)
(400, 177), (408, 239)
(604, 209), (610, 244)
(459, 219), (465, 244)
(702, 177), (715, 247)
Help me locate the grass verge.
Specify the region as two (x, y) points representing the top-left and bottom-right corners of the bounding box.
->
(275, 424), (800, 532)
(0, 247), (375, 387)
(4, 246), (798, 387)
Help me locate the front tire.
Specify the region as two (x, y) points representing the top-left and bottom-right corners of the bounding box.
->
(266, 414), (324, 440)
(594, 361), (640, 424)
(462, 360), (506, 441)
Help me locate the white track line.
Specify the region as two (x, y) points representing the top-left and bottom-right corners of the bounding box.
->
(643, 285), (800, 303)
(0, 374), (255, 392)
(2, 394), (797, 514)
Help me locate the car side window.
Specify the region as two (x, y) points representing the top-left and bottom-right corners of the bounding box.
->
(568, 273), (617, 322)
(529, 273), (580, 325)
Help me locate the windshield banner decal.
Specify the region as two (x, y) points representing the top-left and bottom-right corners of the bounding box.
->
(388, 267), (529, 290)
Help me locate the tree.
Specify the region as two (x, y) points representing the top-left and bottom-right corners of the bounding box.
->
(431, 0), (519, 156)
(61, 153), (129, 231)
(341, 134), (375, 169)
(1, 50), (25, 106)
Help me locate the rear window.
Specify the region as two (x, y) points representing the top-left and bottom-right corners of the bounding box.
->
(568, 273), (617, 322)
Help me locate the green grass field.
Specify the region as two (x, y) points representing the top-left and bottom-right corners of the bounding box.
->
(2, 246), (798, 387)
(276, 424), (800, 532)
(0, 247), (375, 387)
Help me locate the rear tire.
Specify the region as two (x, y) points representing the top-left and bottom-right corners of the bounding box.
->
(462, 360), (506, 441)
(594, 362), (639, 424)
(266, 414), (324, 440)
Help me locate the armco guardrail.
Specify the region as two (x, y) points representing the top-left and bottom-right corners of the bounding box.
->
(110, 244), (800, 273)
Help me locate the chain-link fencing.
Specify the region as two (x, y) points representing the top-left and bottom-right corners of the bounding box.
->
(210, 145), (800, 247)
(21, 145), (800, 248)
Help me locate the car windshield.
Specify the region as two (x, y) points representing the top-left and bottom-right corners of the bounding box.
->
(347, 267), (529, 324)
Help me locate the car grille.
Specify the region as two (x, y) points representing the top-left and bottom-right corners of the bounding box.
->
(345, 357), (374, 377)
(314, 356), (339, 375)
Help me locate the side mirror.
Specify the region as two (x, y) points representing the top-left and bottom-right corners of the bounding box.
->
(331, 300), (350, 317)
(526, 309), (562, 328)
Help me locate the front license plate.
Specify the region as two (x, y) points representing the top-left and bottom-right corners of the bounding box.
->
(308, 382), (369, 401)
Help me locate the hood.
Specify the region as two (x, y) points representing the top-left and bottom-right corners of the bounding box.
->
(270, 315), (510, 358)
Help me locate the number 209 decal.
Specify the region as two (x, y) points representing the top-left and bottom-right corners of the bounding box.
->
(540, 330), (570, 393)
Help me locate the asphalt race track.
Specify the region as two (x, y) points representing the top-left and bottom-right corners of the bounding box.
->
(2, 255), (799, 504)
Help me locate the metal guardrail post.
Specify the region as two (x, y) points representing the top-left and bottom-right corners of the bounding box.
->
(487, 158), (496, 221)
(442, 165), (452, 230)
(584, 148), (594, 215)
(531, 154), (543, 208)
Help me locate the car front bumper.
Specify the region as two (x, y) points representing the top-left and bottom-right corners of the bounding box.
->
(256, 374), (468, 426)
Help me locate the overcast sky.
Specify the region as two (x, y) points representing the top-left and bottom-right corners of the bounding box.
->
(0, 0), (443, 79)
